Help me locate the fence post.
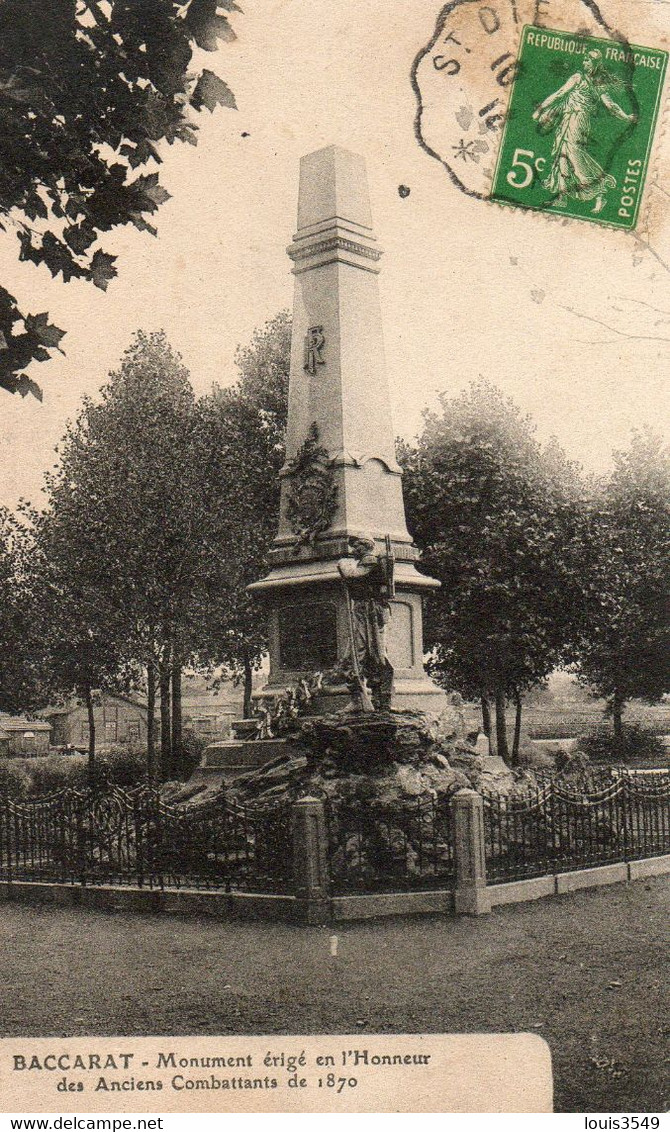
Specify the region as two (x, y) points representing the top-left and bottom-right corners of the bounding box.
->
(3, 796), (11, 885)
(451, 789), (492, 916)
(291, 796), (331, 924)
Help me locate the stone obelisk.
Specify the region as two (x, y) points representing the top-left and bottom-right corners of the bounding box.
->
(249, 145), (445, 713)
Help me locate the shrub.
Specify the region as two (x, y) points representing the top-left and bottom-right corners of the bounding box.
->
(0, 748), (149, 799)
(0, 761), (32, 799)
(554, 748), (592, 776)
(577, 724), (668, 766)
(27, 754), (90, 795)
(0, 741), (193, 798)
(175, 729), (208, 780)
(31, 753), (94, 795)
(99, 746), (148, 788)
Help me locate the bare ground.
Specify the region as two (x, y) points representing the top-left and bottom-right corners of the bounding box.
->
(0, 877), (668, 1113)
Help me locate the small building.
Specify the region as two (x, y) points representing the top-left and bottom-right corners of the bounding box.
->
(44, 694), (150, 753)
(0, 714), (52, 757)
(42, 680), (248, 754)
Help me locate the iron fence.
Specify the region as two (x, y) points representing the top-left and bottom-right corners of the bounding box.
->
(3, 770), (668, 904)
(326, 794), (456, 894)
(483, 771), (670, 883)
(0, 785), (293, 894)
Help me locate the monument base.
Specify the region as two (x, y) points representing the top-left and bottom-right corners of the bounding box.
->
(188, 737), (292, 789)
(253, 674), (448, 718)
(388, 677), (449, 715)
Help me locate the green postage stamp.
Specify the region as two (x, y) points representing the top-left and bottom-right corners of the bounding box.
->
(491, 27), (668, 229)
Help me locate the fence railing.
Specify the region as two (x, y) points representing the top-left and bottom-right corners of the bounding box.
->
(0, 785), (293, 894)
(1, 770), (668, 912)
(483, 771), (670, 883)
(326, 795), (456, 894)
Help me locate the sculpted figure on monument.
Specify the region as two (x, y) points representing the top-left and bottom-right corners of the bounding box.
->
(337, 536), (395, 712)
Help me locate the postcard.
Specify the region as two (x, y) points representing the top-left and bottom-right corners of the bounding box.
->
(0, 0), (668, 1117)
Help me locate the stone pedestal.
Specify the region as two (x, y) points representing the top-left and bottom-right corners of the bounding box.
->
(249, 145), (445, 716)
(189, 737), (292, 790)
(255, 579), (446, 713)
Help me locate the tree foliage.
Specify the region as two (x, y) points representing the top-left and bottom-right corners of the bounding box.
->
(195, 311), (290, 711)
(0, 508), (43, 713)
(0, 0), (238, 399)
(38, 330), (197, 649)
(29, 317), (290, 770)
(572, 428), (670, 737)
(400, 379), (587, 761)
(29, 537), (136, 773)
(33, 330), (205, 772)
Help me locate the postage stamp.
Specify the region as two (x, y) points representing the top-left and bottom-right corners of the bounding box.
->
(411, 0), (637, 202)
(490, 27), (668, 228)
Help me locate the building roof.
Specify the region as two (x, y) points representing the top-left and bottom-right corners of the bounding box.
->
(40, 676), (252, 721)
(0, 713), (51, 733)
(42, 693), (148, 718)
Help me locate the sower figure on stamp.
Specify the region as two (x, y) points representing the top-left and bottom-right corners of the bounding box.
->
(532, 49), (636, 215)
(337, 536), (395, 713)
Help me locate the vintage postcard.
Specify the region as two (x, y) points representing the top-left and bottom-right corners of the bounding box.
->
(0, 0), (668, 1118)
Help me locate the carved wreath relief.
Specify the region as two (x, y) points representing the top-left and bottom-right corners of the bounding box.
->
(285, 422), (338, 547)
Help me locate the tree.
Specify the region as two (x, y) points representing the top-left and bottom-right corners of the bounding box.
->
(572, 429), (670, 740)
(194, 311), (290, 714)
(0, 0), (238, 399)
(0, 491), (139, 777)
(29, 532), (138, 778)
(0, 508), (45, 714)
(31, 316), (289, 779)
(400, 380), (586, 763)
(36, 330), (207, 778)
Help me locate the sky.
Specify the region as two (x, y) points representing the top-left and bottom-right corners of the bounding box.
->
(1, 0), (668, 511)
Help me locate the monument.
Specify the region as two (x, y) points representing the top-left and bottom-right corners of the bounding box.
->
(249, 145), (446, 715)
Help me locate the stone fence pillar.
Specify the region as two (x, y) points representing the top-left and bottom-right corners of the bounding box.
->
(450, 788), (492, 915)
(291, 796), (331, 924)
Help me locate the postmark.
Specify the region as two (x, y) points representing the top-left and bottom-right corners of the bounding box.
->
(412, 0), (669, 231)
(412, 0), (624, 201)
(490, 28), (668, 228)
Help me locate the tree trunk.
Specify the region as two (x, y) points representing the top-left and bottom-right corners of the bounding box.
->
(171, 658), (182, 776)
(512, 690), (523, 766)
(612, 689), (625, 745)
(243, 647), (253, 719)
(481, 694), (492, 754)
(146, 660), (156, 781)
(160, 665), (171, 781)
(84, 684), (96, 787)
(495, 685), (510, 763)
